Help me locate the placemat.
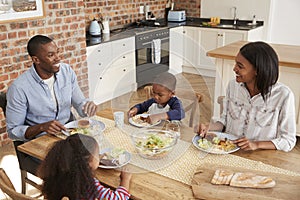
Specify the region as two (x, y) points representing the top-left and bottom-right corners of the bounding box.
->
(95, 116), (191, 172)
(94, 116), (300, 185)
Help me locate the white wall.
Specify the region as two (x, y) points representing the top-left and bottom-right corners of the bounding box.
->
(201, 0), (272, 41)
(268, 0), (300, 45)
(201, 0), (300, 45)
(201, 0), (271, 20)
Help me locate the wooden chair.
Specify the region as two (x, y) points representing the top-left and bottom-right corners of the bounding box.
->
(0, 168), (38, 200)
(143, 85), (203, 127)
(0, 92), (42, 194)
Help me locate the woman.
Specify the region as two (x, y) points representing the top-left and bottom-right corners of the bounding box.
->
(198, 41), (296, 152)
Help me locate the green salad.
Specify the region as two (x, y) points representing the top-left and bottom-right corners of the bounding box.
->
(136, 134), (172, 150)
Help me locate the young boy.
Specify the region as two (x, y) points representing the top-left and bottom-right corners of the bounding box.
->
(128, 72), (185, 124)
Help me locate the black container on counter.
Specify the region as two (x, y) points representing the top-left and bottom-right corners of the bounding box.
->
(165, 7), (171, 20)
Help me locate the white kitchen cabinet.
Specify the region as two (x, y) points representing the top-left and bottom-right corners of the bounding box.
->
(278, 67), (300, 137)
(169, 26), (183, 74)
(87, 37), (136, 104)
(180, 26), (263, 77)
(182, 26), (201, 70)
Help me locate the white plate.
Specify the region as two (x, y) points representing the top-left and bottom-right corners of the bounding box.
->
(129, 114), (161, 128)
(99, 148), (131, 169)
(192, 132), (240, 154)
(62, 119), (106, 136)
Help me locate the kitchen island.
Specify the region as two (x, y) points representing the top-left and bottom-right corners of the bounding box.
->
(207, 40), (300, 136)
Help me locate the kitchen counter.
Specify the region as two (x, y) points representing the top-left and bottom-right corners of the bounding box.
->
(207, 40), (300, 68)
(86, 18), (264, 47)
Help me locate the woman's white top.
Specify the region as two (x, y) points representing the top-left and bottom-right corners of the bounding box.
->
(217, 80), (296, 152)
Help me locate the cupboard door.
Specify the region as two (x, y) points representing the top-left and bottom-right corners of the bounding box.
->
(93, 65), (136, 105)
(183, 26), (201, 68)
(111, 37), (135, 60)
(170, 26), (184, 74)
(87, 42), (112, 99)
(278, 67), (300, 136)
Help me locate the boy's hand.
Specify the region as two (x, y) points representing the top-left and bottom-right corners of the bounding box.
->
(147, 113), (167, 124)
(128, 107), (138, 117)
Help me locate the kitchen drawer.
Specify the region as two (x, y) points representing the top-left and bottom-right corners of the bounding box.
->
(111, 52), (135, 69)
(87, 42), (112, 72)
(111, 37), (135, 58)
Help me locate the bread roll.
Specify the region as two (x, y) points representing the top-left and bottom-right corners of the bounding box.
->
(78, 119), (90, 128)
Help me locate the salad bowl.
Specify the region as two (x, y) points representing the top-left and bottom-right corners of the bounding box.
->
(130, 129), (178, 159)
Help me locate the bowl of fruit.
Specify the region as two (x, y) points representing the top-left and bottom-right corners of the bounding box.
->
(130, 129), (178, 159)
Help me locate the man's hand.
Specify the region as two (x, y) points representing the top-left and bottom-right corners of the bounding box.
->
(83, 101), (97, 117)
(42, 120), (66, 135)
(25, 120), (65, 139)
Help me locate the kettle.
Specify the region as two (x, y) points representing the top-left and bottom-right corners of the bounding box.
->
(89, 19), (101, 36)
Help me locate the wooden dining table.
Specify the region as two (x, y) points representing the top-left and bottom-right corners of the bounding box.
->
(17, 108), (300, 200)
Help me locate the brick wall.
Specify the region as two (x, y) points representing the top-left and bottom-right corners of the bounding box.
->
(175, 0), (201, 17)
(0, 0), (87, 146)
(0, 0), (201, 146)
(84, 0), (169, 31)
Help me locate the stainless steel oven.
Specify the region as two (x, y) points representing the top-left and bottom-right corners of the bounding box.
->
(135, 28), (169, 88)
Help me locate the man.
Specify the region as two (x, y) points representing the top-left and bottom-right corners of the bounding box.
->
(6, 35), (97, 141)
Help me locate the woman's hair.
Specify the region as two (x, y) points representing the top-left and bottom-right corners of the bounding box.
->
(27, 35), (53, 57)
(38, 134), (98, 200)
(240, 41), (279, 101)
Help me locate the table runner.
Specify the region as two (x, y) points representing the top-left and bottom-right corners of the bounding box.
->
(94, 116), (300, 185)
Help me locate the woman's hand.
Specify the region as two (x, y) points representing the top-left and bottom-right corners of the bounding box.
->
(233, 137), (259, 151)
(233, 137), (277, 151)
(195, 123), (209, 137)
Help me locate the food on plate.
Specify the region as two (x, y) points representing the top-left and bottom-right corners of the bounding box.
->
(211, 169), (276, 188)
(68, 127), (91, 135)
(197, 132), (237, 152)
(78, 119), (90, 128)
(99, 148), (127, 166)
(132, 114), (149, 126)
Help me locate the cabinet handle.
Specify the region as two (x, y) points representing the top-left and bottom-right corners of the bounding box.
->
(98, 50), (101, 52)
(183, 31), (186, 34)
(123, 56), (126, 59)
(98, 63), (101, 66)
(99, 77), (102, 80)
(123, 44), (125, 46)
(123, 69), (126, 72)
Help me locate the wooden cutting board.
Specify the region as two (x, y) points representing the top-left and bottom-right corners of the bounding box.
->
(191, 164), (300, 200)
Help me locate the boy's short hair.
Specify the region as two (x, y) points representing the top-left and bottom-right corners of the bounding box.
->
(153, 72), (176, 92)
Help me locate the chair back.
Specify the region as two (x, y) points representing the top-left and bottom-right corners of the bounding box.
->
(0, 92), (7, 115)
(0, 168), (37, 200)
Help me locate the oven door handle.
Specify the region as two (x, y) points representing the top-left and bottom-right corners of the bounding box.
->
(141, 37), (169, 46)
